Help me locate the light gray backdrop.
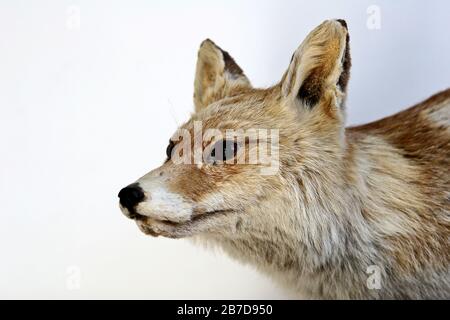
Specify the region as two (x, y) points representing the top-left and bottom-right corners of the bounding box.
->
(0, 0), (449, 299)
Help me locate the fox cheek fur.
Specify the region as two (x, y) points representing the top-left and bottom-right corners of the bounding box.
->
(119, 20), (450, 299)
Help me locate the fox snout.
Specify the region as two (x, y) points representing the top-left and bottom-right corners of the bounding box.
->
(118, 167), (197, 230)
(118, 183), (145, 219)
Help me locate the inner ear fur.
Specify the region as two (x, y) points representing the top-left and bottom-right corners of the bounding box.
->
(281, 20), (351, 109)
(193, 39), (251, 112)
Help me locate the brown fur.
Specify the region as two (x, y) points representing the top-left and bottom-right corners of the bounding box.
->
(121, 20), (450, 299)
(349, 90), (450, 276)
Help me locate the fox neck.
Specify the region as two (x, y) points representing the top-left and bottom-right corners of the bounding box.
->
(202, 132), (381, 298)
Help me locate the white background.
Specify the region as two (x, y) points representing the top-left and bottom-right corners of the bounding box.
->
(0, 0), (449, 299)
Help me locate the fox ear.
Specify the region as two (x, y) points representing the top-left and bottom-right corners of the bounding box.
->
(194, 39), (251, 112)
(281, 20), (351, 112)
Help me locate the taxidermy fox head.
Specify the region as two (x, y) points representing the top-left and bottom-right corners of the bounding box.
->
(118, 18), (450, 299)
(118, 19), (351, 238)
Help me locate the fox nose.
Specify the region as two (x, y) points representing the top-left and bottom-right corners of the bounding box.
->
(118, 183), (145, 213)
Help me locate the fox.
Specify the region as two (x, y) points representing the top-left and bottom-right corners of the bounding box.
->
(118, 20), (450, 299)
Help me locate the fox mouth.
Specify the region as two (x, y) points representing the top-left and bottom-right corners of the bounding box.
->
(134, 209), (237, 238)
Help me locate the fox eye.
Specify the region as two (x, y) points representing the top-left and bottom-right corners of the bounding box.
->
(166, 140), (175, 159)
(209, 140), (238, 164)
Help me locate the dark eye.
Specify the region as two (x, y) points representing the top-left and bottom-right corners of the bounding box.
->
(166, 140), (175, 159)
(209, 140), (238, 163)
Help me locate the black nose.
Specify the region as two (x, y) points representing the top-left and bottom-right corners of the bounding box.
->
(118, 183), (145, 210)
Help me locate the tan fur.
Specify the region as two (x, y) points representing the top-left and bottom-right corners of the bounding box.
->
(194, 39), (252, 112)
(121, 20), (450, 299)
